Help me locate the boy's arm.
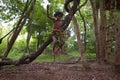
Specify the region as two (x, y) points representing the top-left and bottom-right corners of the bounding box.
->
(47, 5), (55, 21)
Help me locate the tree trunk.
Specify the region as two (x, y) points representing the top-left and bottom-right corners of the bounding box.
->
(105, 21), (112, 63)
(24, 19), (32, 54)
(72, 16), (90, 70)
(99, 0), (107, 63)
(36, 32), (41, 51)
(105, 10), (115, 63)
(24, 6), (35, 53)
(90, 0), (100, 62)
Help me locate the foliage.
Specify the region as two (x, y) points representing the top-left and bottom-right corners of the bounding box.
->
(0, 0), (24, 22)
(0, 40), (7, 54)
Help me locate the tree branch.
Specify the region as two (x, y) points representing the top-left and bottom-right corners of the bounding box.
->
(77, 0), (88, 10)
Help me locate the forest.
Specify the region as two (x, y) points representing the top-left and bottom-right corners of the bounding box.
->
(0, 0), (120, 80)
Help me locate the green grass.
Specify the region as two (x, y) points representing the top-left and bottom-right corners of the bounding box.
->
(7, 50), (96, 62)
(8, 51), (23, 60)
(86, 53), (96, 59)
(35, 51), (96, 62)
(35, 53), (72, 62)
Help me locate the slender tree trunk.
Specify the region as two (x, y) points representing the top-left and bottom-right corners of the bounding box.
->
(72, 16), (90, 70)
(36, 32), (41, 51)
(24, 5), (35, 54)
(99, 0), (107, 63)
(79, 10), (87, 51)
(24, 29), (31, 54)
(24, 19), (32, 54)
(90, 0), (100, 62)
(105, 22), (112, 63)
(105, 10), (115, 63)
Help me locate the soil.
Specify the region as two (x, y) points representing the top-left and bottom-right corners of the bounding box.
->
(0, 60), (120, 80)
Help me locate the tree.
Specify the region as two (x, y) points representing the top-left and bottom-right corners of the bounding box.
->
(99, 0), (107, 63)
(90, 0), (100, 62)
(72, 16), (90, 69)
(0, 0), (81, 66)
(90, 0), (120, 72)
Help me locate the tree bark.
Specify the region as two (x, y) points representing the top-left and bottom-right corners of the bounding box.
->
(99, 0), (107, 63)
(114, 12), (120, 73)
(24, 17), (33, 54)
(105, 10), (115, 63)
(90, 0), (100, 62)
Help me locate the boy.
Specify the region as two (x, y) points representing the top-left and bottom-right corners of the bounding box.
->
(47, 5), (64, 55)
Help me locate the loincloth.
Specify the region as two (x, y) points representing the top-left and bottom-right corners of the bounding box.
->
(52, 31), (64, 46)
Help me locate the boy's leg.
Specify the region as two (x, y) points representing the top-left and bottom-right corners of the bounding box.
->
(58, 33), (65, 54)
(52, 35), (58, 55)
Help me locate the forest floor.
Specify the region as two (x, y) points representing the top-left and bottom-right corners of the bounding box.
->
(0, 59), (120, 80)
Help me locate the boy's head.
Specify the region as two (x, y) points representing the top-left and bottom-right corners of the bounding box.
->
(54, 11), (63, 18)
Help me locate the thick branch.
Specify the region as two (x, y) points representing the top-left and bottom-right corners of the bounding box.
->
(77, 0), (88, 10)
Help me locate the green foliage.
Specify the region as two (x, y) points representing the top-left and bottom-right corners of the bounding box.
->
(0, 25), (2, 37)
(0, 26), (7, 54)
(35, 51), (96, 62)
(86, 53), (96, 59)
(13, 40), (26, 51)
(8, 50), (23, 60)
(0, 40), (7, 55)
(0, 0), (24, 22)
(26, 1), (53, 46)
(35, 53), (71, 62)
(67, 51), (80, 57)
(86, 28), (96, 53)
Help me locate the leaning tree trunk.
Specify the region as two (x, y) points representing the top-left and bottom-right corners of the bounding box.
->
(72, 16), (90, 70)
(3, 0), (36, 57)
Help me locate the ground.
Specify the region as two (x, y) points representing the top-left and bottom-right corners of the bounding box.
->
(0, 60), (120, 80)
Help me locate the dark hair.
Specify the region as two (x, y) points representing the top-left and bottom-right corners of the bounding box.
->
(54, 11), (63, 17)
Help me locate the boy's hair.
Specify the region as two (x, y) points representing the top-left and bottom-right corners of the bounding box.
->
(54, 11), (63, 17)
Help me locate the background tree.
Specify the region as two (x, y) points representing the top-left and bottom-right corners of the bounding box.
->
(90, 0), (120, 72)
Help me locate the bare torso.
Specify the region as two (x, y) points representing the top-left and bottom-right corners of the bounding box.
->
(53, 20), (63, 32)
